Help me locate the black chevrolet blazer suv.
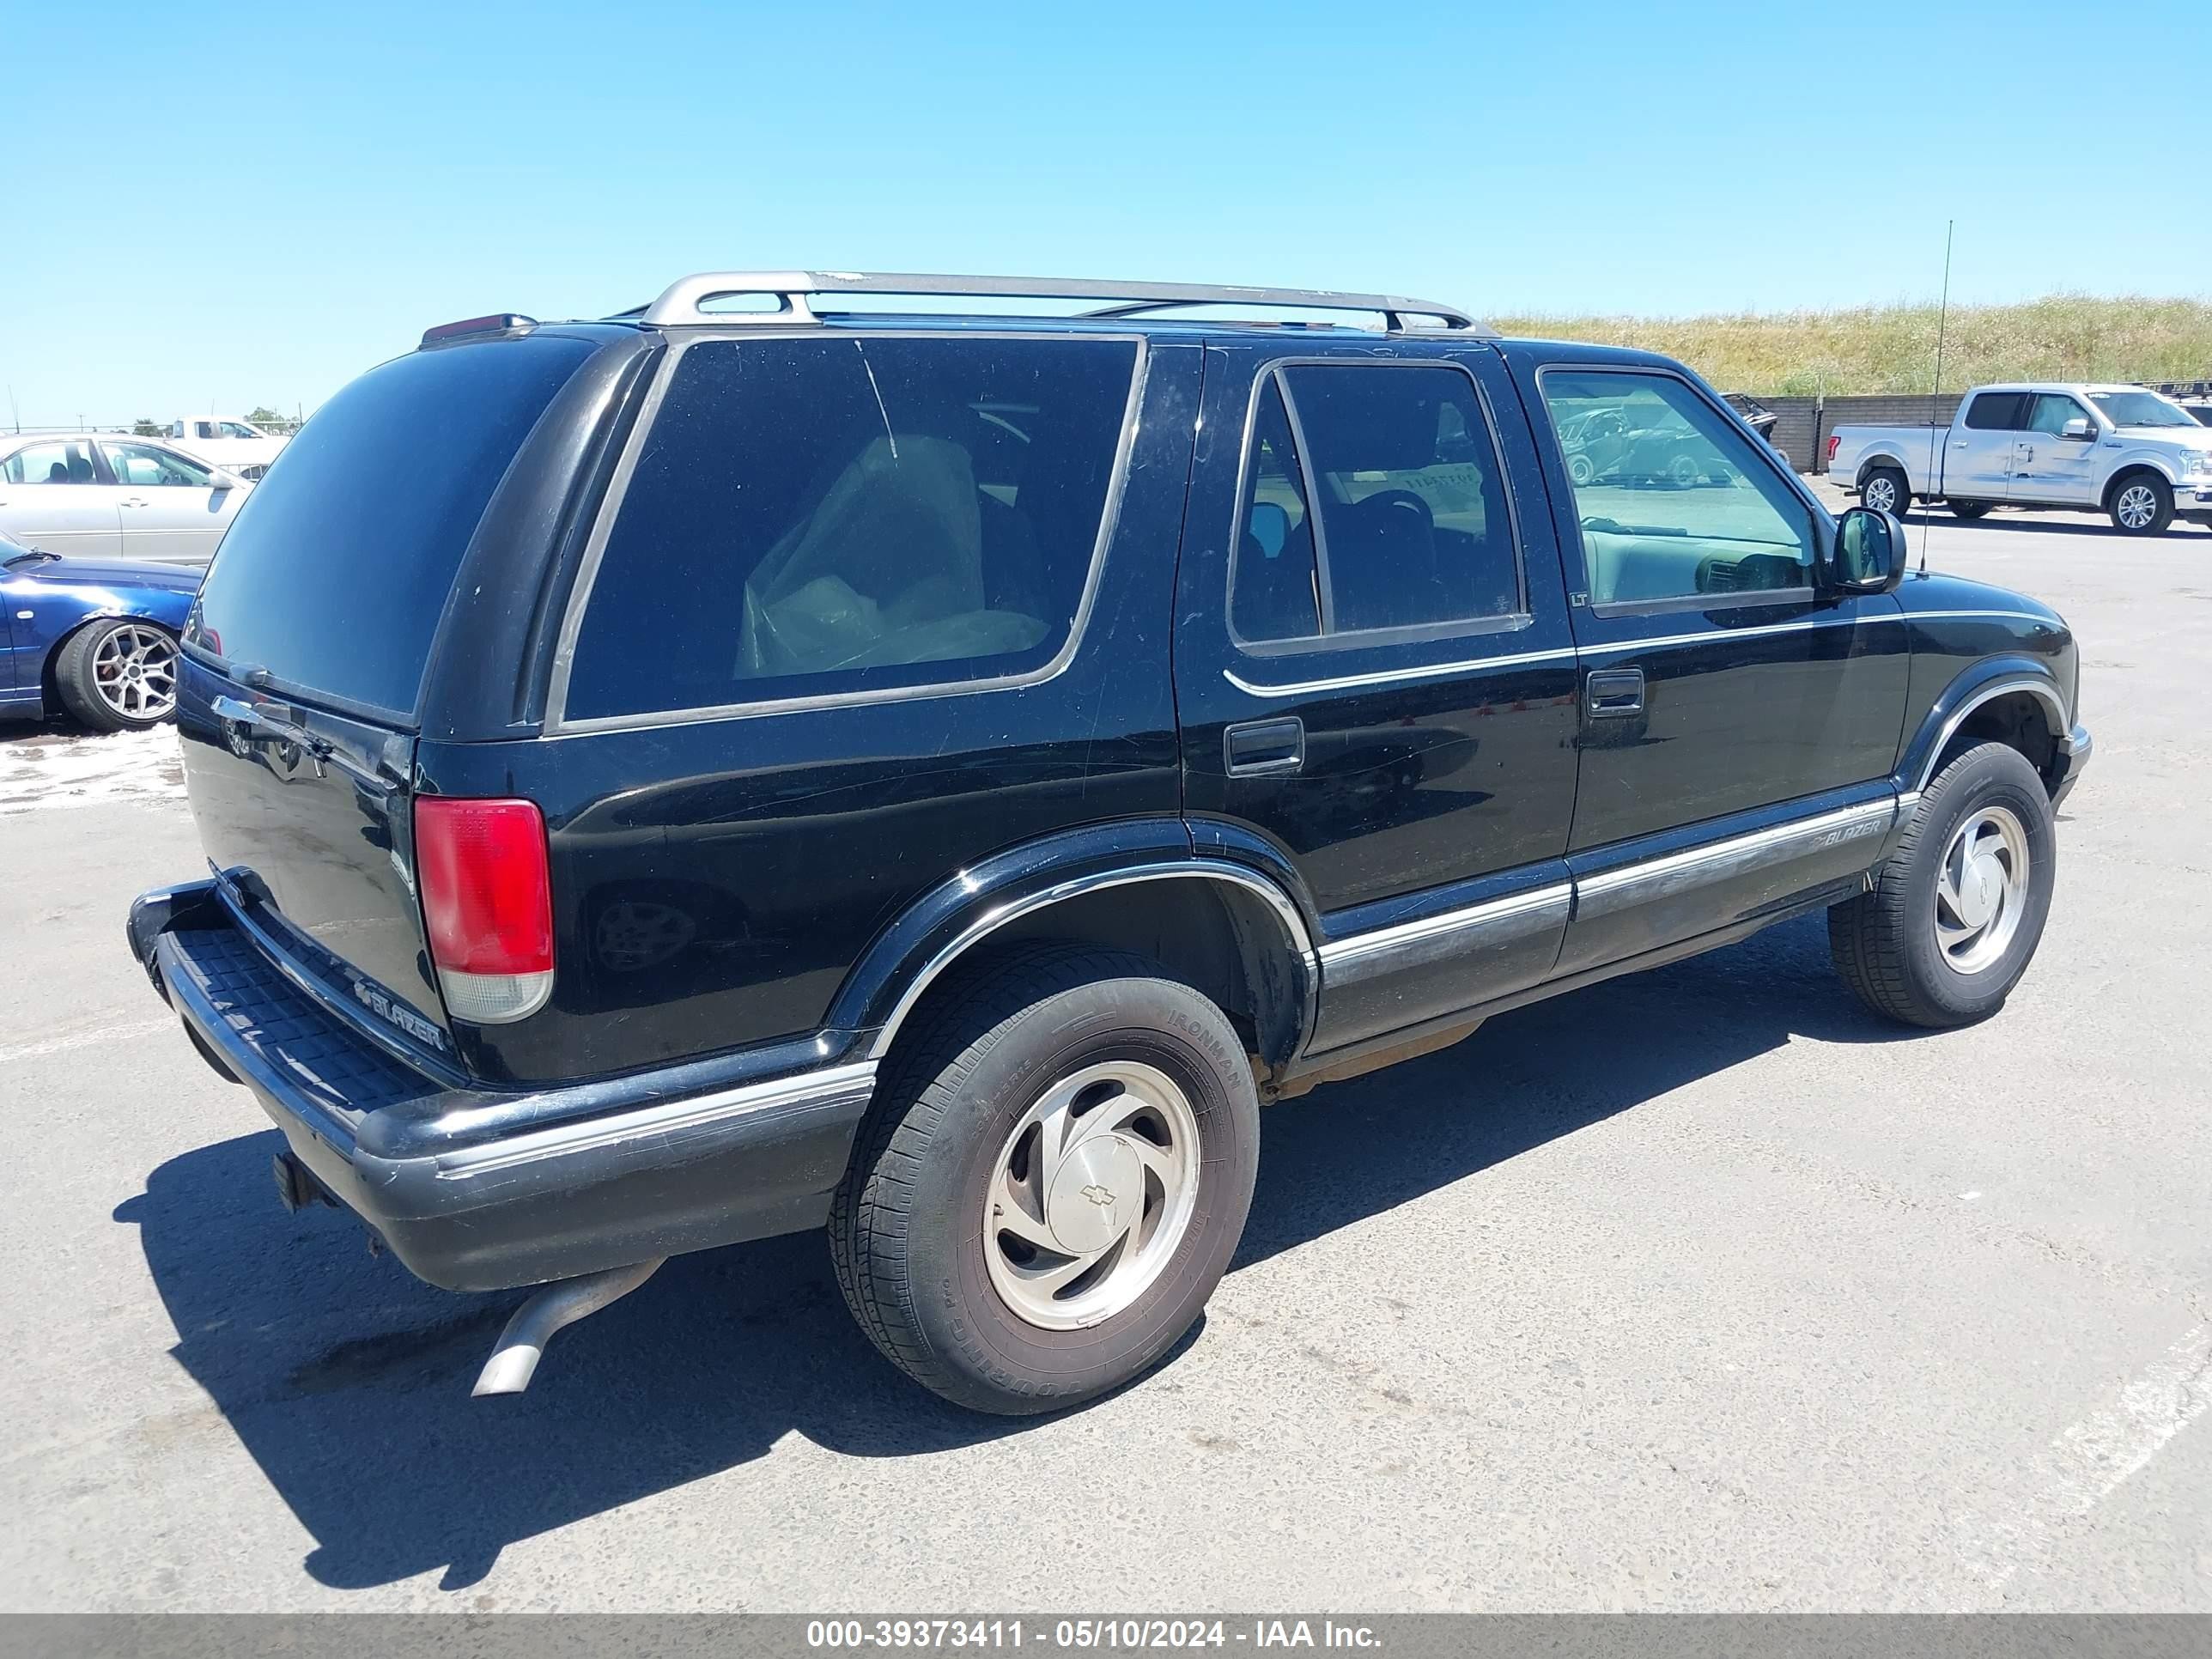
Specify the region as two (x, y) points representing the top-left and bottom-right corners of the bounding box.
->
(130, 273), (2092, 1414)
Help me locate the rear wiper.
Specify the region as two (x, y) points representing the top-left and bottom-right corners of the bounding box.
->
(3, 548), (59, 568)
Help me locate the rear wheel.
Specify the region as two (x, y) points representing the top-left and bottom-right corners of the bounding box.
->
(1948, 500), (1993, 520)
(1828, 742), (2056, 1028)
(830, 945), (1260, 1414)
(53, 618), (178, 732)
(1861, 466), (1910, 517)
(2108, 471), (2172, 535)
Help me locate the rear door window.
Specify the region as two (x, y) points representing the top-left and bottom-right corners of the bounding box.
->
(1964, 392), (2031, 430)
(560, 334), (1139, 723)
(3, 441), (100, 484)
(186, 336), (594, 720)
(1230, 361), (1519, 644)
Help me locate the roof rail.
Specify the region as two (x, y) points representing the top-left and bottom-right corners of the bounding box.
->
(631, 271), (1488, 334)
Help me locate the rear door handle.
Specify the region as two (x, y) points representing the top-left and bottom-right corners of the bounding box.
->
(1224, 716), (1304, 775)
(1586, 667), (1644, 718)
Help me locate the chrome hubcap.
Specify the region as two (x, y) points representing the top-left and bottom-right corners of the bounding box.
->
(1864, 476), (1898, 512)
(2116, 484), (2157, 529)
(91, 625), (176, 721)
(1934, 805), (2030, 974)
(982, 1060), (1200, 1330)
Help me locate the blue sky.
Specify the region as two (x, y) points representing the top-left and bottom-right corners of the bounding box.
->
(6, 0), (2202, 424)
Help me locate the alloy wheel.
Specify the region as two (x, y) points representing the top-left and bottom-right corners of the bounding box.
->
(90, 625), (177, 723)
(2115, 483), (2158, 531)
(1863, 475), (1898, 513)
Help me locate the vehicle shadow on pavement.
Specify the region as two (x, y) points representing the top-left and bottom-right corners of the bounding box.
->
(117, 913), (1915, 1594)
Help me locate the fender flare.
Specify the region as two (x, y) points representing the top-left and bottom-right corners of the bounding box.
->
(1893, 659), (2069, 795)
(823, 818), (1321, 1062)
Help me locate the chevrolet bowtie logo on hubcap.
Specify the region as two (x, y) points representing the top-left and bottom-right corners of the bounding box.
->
(1080, 1183), (1116, 1208)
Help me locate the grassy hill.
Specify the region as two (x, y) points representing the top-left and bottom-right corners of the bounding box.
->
(1487, 295), (2212, 396)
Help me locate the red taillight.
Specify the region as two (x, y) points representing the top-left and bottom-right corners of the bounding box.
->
(1826, 434), (1841, 463)
(415, 797), (553, 1023)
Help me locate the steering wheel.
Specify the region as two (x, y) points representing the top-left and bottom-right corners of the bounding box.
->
(1351, 489), (1436, 532)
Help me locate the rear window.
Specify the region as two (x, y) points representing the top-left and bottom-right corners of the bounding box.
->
(560, 334), (1138, 723)
(1964, 392), (2030, 431)
(185, 337), (593, 718)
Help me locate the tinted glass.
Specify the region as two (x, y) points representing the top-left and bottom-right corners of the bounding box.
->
(1965, 392), (2031, 430)
(1279, 364), (1518, 633)
(1542, 371), (1814, 605)
(187, 336), (592, 718)
(1231, 380), (1321, 641)
(2, 441), (96, 484)
(2027, 395), (2089, 437)
(563, 335), (1136, 721)
(106, 442), (211, 486)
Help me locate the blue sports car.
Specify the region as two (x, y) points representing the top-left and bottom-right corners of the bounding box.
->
(1, 535), (199, 731)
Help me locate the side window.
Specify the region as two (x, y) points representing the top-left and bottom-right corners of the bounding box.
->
(1541, 371), (1814, 607)
(105, 443), (211, 487)
(1231, 362), (1520, 644)
(1230, 380), (1321, 642)
(2027, 394), (2088, 437)
(562, 335), (1138, 722)
(2, 441), (97, 485)
(1965, 392), (2030, 431)
(220, 422), (261, 440)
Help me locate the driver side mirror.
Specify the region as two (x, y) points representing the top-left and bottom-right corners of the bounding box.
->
(2061, 416), (2094, 441)
(207, 468), (244, 491)
(1830, 506), (1906, 595)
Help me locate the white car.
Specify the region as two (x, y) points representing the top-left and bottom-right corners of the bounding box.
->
(0, 433), (252, 565)
(161, 416), (290, 479)
(1827, 383), (2212, 534)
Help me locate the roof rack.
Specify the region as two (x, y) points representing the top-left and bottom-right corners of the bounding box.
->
(629, 271), (1488, 335)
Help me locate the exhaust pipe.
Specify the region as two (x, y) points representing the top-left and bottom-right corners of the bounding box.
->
(471, 1257), (665, 1397)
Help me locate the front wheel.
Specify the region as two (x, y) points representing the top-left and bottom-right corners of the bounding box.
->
(53, 618), (179, 731)
(830, 945), (1260, 1414)
(1828, 742), (2057, 1028)
(1948, 500), (1993, 521)
(1861, 466), (1910, 517)
(2109, 471), (2172, 535)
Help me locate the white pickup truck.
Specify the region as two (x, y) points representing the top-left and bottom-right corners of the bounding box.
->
(159, 416), (290, 480)
(1826, 383), (2212, 535)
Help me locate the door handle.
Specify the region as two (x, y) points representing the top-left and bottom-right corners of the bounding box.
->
(120, 497), (149, 507)
(1224, 717), (1304, 776)
(1586, 667), (1644, 718)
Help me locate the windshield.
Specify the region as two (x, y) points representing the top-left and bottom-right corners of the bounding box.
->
(2087, 391), (2198, 428)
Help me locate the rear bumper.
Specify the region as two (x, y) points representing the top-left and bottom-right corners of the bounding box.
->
(129, 881), (876, 1292)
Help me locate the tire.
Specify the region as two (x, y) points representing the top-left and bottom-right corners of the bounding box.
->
(52, 618), (179, 732)
(830, 944), (1261, 1414)
(1948, 500), (1993, 521)
(1566, 452), (1595, 485)
(2107, 471), (2172, 535)
(1861, 465), (1910, 517)
(1827, 742), (2057, 1029)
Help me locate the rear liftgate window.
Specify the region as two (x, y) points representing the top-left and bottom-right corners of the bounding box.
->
(562, 335), (1139, 721)
(187, 337), (596, 719)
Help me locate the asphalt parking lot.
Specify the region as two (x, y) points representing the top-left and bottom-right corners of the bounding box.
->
(2, 495), (2206, 1613)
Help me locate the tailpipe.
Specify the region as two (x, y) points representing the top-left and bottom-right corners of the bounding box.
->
(471, 1257), (665, 1397)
